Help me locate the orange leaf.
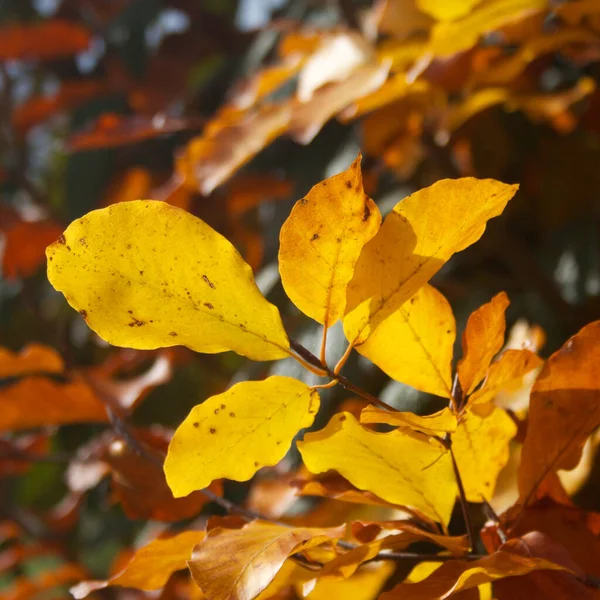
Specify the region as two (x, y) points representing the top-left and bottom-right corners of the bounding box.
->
(2, 219), (63, 280)
(289, 61), (390, 144)
(468, 349), (543, 411)
(458, 292), (510, 396)
(0, 345), (106, 431)
(187, 520), (344, 600)
(177, 104), (290, 194)
(71, 530), (206, 598)
(0, 20), (91, 60)
(380, 534), (571, 599)
(519, 321), (600, 505)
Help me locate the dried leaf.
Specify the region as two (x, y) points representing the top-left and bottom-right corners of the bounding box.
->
(71, 530), (206, 598)
(279, 154), (381, 326)
(289, 62), (391, 144)
(47, 201), (290, 361)
(187, 520), (343, 600)
(519, 321), (600, 505)
(178, 104), (290, 194)
(165, 377), (319, 497)
(298, 412), (456, 525)
(380, 534), (571, 599)
(458, 292), (510, 396)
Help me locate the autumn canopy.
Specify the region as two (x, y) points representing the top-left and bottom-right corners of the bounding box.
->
(2, 1), (600, 600)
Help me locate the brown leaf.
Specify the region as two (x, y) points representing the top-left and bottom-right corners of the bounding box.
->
(68, 113), (203, 151)
(518, 321), (600, 505)
(289, 61), (390, 144)
(351, 520), (469, 555)
(103, 428), (221, 522)
(187, 520), (344, 600)
(0, 20), (91, 60)
(380, 533), (572, 599)
(0, 345), (107, 431)
(12, 80), (106, 135)
(71, 530), (206, 598)
(458, 292), (510, 396)
(177, 104), (291, 195)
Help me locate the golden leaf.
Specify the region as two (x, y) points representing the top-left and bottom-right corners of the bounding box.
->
(165, 377), (319, 497)
(47, 201), (290, 361)
(279, 154), (381, 326)
(298, 412), (456, 524)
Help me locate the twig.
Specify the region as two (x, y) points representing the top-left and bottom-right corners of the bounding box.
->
(446, 437), (475, 552)
(290, 339), (398, 411)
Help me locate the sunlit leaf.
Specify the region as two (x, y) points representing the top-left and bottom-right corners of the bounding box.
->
(46, 201), (290, 361)
(519, 321), (600, 505)
(187, 520), (343, 600)
(348, 284), (456, 397)
(279, 154), (381, 326)
(177, 104), (290, 194)
(304, 561), (395, 600)
(343, 179), (518, 351)
(468, 349), (543, 409)
(71, 530), (206, 598)
(458, 292), (510, 396)
(289, 62), (391, 144)
(417, 0), (483, 21)
(298, 412), (456, 524)
(452, 406), (517, 502)
(428, 0), (548, 57)
(360, 406), (457, 436)
(165, 377), (319, 497)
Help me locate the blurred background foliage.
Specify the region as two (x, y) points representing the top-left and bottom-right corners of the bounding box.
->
(2, 0), (600, 597)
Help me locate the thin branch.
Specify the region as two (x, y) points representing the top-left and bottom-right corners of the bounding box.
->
(290, 339), (398, 411)
(446, 437), (475, 552)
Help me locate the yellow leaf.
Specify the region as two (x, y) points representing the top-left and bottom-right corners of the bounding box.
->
(46, 201), (290, 361)
(71, 530), (205, 598)
(188, 520), (344, 600)
(279, 154), (381, 326)
(428, 0), (549, 57)
(457, 292), (510, 395)
(360, 406), (457, 437)
(343, 178), (518, 350)
(417, 0), (483, 21)
(165, 377), (319, 497)
(350, 284), (456, 397)
(297, 412), (456, 525)
(468, 349), (543, 409)
(452, 406), (517, 502)
(304, 561), (395, 600)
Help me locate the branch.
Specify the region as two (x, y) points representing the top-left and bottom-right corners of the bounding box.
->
(290, 339), (398, 411)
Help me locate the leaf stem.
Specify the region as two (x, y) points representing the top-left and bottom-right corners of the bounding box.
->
(333, 342), (354, 375)
(319, 325), (328, 366)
